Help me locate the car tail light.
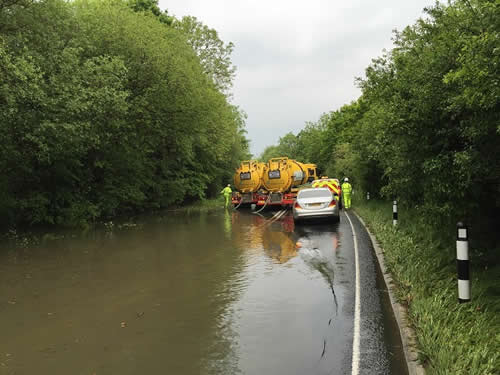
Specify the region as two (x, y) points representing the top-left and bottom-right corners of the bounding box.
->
(328, 200), (336, 207)
(294, 202), (302, 209)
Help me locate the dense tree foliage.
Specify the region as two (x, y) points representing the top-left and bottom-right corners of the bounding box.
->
(262, 0), (499, 243)
(0, 0), (249, 227)
(172, 16), (236, 94)
(126, 0), (173, 25)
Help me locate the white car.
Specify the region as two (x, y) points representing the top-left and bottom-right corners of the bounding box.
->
(292, 187), (340, 223)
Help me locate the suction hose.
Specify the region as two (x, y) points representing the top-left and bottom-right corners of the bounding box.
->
(233, 198), (244, 210)
(252, 194), (271, 214)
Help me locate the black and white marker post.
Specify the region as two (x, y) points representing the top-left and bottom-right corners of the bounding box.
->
(456, 222), (471, 303)
(392, 200), (398, 227)
(366, 192), (370, 201)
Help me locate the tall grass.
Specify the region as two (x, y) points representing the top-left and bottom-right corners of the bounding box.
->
(183, 197), (227, 213)
(355, 200), (499, 375)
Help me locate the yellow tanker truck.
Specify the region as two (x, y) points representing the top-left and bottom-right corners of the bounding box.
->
(233, 160), (265, 192)
(262, 158), (317, 192)
(260, 157), (317, 205)
(232, 157), (317, 207)
(232, 160), (265, 205)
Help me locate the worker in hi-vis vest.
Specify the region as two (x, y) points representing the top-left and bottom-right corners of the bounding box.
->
(220, 184), (232, 208)
(341, 178), (353, 209)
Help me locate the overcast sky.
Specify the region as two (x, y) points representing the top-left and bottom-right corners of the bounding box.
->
(158, 0), (433, 157)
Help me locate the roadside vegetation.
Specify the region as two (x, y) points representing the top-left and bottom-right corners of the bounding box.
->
(356, 200), (498, 375)
(260, 0), (499, 245)
(261, 0), (499, 373)
(0, 0), (250, 228)
(177, 196), (226, 213)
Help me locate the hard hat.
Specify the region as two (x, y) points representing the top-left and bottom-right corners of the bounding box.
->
(344, 177), (349, 182)
(227, 184), (231, 186)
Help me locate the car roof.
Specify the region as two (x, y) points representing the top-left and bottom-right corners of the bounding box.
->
(297, 187), (332, 196)
(299, 187), (330, 192)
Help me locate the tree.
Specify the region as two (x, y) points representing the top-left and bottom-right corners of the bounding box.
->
(0, 0), (249, 227)
(173, 16), (236, 93)
(258, 145), (282, 162)
(126, 0), (173, 24)
(264, 0), (499, 236)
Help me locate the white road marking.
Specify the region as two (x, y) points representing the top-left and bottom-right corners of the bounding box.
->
(345, 211), (361, 375)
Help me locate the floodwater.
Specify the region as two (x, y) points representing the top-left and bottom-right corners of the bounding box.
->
(0, 209), (406, 375)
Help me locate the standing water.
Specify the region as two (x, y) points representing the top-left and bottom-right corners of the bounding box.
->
(0, 209), (403, 374)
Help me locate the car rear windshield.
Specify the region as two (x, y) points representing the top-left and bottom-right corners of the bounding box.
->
(298, 189), (332, 199)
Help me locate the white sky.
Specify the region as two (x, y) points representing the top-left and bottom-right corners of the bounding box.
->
(158, 0), (434, 157)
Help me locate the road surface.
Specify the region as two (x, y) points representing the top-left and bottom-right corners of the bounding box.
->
(0, 208), (407, 374)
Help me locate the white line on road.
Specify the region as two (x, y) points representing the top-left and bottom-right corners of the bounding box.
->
(345, 211), (361, 375)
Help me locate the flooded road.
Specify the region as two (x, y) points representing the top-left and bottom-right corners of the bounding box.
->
(0, 209), (407, 375)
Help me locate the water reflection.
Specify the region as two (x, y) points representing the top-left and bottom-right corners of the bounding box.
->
(231, 210), (301, 264)
(295, 223), (340, 316)
(230, 210), (341, 266)
(262, 227), (298, 264)
(0, 211), (247, 375)
(223, 209), (232, 239)
(0, 209), (358, 375)
(229, 214), (352, 375)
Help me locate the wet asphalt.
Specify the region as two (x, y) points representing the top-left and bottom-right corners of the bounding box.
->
(284, 209), (408, 375)
(0, 207), (408, 375)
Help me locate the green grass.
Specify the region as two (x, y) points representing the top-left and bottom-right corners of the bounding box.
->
(354, 200), (499, 375)
(182, 197), (228, 213)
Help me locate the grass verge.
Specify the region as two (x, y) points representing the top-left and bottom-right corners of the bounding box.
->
(354, 200), (499, 375)
(182, 197), (227, 213)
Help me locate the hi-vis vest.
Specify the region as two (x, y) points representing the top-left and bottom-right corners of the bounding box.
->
(312, 178), (341, 196)
(341, 182), (352, 194)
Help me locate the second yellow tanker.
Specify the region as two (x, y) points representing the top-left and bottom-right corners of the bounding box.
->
(262, 157), (317, 193)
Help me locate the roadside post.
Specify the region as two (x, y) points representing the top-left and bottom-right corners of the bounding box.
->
(366, 192), (370, 201)
(456, 222), (471, 303)
(392, 200), (398, 227)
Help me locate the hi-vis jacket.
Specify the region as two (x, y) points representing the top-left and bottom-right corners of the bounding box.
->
(341, 182), (352, 195)
(221, 186), (232, 196)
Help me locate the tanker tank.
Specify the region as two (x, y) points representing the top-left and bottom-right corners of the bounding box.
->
(233, 160), (265, 193)
(262, 157), (317, 193)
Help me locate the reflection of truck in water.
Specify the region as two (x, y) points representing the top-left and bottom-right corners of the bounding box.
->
(262, 227), (298, 263)
(232, 157), (318, 207)
(230, 210), (299, 263)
